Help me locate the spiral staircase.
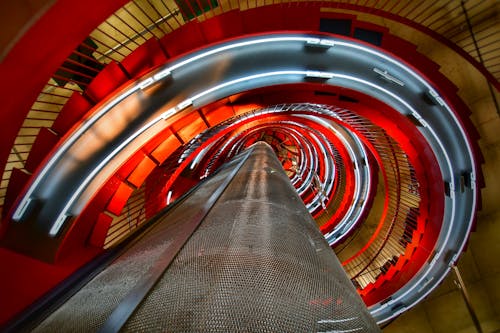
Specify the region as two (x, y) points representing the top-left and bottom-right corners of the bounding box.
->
(0, 0), (499, 331)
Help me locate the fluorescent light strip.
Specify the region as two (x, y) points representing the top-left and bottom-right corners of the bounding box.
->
(324, 73), (460, 318)
(189, 71), (306, 103)
(17, 34), (475, 229)
(48, 71), (320, 235)
(22, 35), (471, 213)
(19, 35), (476, 318)
(306, 71), (335, 79)
(168, 36), (318, 73)
(13, 86), (139, 221)
(305, 38), (335, 47)
(153, 69), (171, 81)
(14, 37), (314, 221)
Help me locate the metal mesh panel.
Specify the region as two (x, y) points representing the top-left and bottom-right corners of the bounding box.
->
(33, 143), (379, 332)
(33, 238), (171, 333)
(123, 143), (379, 332)
(34, 156), (244, 332)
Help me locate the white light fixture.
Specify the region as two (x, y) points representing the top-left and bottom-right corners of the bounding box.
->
(305, 38), (335, 48)
(305, 38), (321, 45)
(373, 67), (405, 86)
(428, 88), (445, 106)
(320, 39), (336, 47)
(153, 69), (172, 81)
(306, 71), (334, 79)
(12, 198), (34, 221)
(138, 77), (155, 90)
(177, 99), (193, 110)
(161, 108), (176, 120)
(49, 213), (71, 236)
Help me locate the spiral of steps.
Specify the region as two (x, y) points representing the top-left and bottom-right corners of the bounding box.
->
(1, 1), (498, 331)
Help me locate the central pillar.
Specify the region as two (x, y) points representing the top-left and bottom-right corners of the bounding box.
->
(124, 142), (380, 332)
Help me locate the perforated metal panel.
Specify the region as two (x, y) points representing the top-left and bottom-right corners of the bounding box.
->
(123, 143), (379, 332)
(33, 143), (379, 332)
(33, 154), (246, 333)
(33, 236), (171, 333)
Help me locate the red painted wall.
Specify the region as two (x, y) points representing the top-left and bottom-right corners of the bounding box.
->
(0, 247), (99, 325)
(0, 0), (127, 202)
(0, 0), (127, 325)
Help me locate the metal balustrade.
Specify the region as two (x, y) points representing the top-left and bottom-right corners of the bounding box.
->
(104, 185), (147, 249)
(314, 150), (347, 226)
(317, 108), (421, 290)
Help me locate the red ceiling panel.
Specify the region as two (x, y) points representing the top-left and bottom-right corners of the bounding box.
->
(241, 5), (285, 33)
(24, 127), (60, 173)
(51, 92), (93, 136)
(159, 21), (207, 57)
(88, 212), (114, 248)
(120, 38), (168, 78)
(127, 155), (157, 188)
(200, 10), (244, 43)
(84, 61), (129, 103)
(106, 181), (134, 216)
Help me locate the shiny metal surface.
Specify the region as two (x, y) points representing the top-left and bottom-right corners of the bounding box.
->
(97, 148), (252, 333)
(34, 149), (251, 333)
(34, 142), (379, 332)
(122, 142), (379, 332)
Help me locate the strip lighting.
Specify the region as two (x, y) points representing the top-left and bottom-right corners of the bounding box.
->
(15, 34), (475, 228)
(12, 35), (477, 323)
(303, 115), (371, 242)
